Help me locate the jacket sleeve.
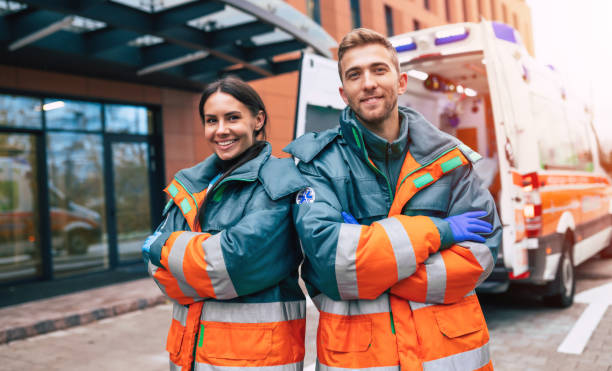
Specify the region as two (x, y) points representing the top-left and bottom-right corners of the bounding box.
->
(294, 162), (445, 301)
(390, 164), (501, 304)
(148, 186), (300, 305)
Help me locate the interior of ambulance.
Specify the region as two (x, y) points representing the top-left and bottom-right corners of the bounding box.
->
(398, 51), (501, 204)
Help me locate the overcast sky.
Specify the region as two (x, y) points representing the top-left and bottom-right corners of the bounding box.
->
(526, 0), (612, 147)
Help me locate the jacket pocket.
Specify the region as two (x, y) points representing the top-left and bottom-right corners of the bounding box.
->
(403, 183), (450, 217)
(433, 297), (484, 338)
(319, 313), (372, 352)
(166, 319), (185, 355)
(202, 322), (273, 360)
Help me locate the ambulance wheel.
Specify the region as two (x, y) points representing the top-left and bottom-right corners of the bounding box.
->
(543, 245), (575, 308)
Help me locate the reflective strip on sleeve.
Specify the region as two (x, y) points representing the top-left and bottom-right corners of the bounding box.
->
(425, 253), (447, 303)
(200, 300), (305, 323)
(458, 241), (495, 286)
(317, 361), (400, 371)
(377, 217), (417, 280)
(202, 232), (238, 300)
(194, 361), (304, 371)
(148, 262), (169, 297)
(408, 290), (477, 311)
(335, 223), (362, 300)
(172, 303), (189, 326)
(312, 293), (390, 316)
(422, 342), (490, 371)
(167, 231), (203, 300)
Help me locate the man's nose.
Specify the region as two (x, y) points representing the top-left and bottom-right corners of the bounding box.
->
(363, 71), (377, 90)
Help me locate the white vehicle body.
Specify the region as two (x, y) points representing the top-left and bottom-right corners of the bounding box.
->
(293, 21), (612, 306)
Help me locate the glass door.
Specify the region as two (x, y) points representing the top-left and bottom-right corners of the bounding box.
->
(0, 133), (43, 283)
(106, 138), (152, 263)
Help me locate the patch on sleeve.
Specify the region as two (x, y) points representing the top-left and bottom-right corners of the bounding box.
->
(296, 187), (316, 204)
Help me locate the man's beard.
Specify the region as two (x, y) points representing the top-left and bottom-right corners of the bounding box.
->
(350, 97), (396, 128)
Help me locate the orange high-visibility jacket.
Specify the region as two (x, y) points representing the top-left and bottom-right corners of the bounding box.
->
(286, 107), (502, 371)
(144, 143), (308, 371)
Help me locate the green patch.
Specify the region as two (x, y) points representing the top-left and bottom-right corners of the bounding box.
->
(180, 198), (192, 214)
(440, 156), (463, 173)
(212, 184), (227, 202)
(413, 173), (434, 188)
(198, 324), (204, 347)
(168, 183), (179, 198)
(351, 127), (362, 149)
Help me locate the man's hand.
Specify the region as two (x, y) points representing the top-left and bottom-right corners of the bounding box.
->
(445, 211), (492, 243)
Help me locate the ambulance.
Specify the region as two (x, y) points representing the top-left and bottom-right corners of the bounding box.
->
(293, 21), (612, 307)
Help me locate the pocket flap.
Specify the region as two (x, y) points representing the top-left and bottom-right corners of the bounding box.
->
(434, 298), (484, 338)
(320, 314), (372, 352)
(166, 319), (185, 355)
(202, 322), (273, 360)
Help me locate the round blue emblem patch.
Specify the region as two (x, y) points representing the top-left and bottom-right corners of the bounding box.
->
(296, 187), (315, 204)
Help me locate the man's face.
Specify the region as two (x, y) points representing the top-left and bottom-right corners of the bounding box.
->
(339, 43), (407, 128)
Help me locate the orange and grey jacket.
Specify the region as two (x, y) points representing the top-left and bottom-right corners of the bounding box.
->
(145, 143), (308, 371)
(285, 106), (501, 371)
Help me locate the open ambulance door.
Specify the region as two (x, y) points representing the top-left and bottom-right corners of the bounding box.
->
(480, 21), (535, 278)
(294, 53), (345, 139)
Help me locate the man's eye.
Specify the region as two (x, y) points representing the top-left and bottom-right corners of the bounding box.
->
(347, 72), (359, 79)
(375, 67), (387, 73)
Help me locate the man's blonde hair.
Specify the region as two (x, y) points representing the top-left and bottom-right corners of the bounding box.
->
(337, 28), (400, 80)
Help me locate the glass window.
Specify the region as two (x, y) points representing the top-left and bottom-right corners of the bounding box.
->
(44, 99), (102, 131)
(105, 104), (151, 134)
(445, 0), (451, 21)
(46, 133), (107, 277)
(424, 0), (430, 10)
(413, 19), (421, 31)
(531, 94), (577, 170)
(0, 94), (42, 129)
(463, 0), (469, 21)
(350, 0), (361, 29)
(490, 0), (497, 20)
(306, 0), (321, 25)
(0, 133), (42, 283)
(305, 104), (342, 133)
(385, 5), (394, 36)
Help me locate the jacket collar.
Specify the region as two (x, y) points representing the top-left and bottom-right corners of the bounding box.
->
(175, 142), (272, 194)
(340, 106), (459, 166)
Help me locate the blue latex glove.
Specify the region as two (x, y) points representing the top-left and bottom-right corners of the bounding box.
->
(342, 211), (359, 224)
(445, 211), (493, 243)
(142, 231), (161, 265)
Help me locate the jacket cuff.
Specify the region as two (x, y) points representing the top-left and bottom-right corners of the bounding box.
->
(150, 232), (172, 268)
(430, 217), (454, 249)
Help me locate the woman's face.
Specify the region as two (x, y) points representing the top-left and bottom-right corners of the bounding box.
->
(203, 92), (264, 161)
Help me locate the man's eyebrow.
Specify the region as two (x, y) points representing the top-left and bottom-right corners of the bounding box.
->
(344, 66), (361, 77)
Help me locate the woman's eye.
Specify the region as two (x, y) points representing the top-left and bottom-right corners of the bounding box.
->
(205, 118), (217, 124)
(229, 115), (240, 121)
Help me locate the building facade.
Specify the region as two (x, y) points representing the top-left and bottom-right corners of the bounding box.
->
(0, 0), (532, 290)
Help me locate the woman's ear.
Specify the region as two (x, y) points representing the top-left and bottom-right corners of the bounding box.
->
(255, 110), (265, 131)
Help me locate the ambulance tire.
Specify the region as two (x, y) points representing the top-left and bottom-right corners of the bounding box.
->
(543, 243), (575, 308)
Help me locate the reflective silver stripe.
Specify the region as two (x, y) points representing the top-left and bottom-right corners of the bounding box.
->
(168, 231), (203, 299)
(335, 223), (362, 300)
(458, 241), (495, 286)
(312, 293), (389, 315)
(425, 253), (447, 303)
(200, 300), (305, 323)
(422, 342), (490, 371)
(172, 303), (189, 326)
(317, 361), (399, 371)
(194, 361), (303, 371)
(148, 262), (169, 298)
(169, 359), (181, 371)
(202, 232), (238, 300)
(377, 217), (416, 280)
(409, 290), (477, 311)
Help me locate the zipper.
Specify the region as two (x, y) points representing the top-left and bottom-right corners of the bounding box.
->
(353, 127), (394, 203)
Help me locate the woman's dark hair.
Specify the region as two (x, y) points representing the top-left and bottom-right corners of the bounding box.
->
(197, 76), (268, 224)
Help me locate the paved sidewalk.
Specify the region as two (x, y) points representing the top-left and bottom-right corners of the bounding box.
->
(0, 278), (165, 344)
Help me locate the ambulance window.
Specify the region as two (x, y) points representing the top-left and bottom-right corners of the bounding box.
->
(566, 108), (594, 171)
(530, 93), (578, 170)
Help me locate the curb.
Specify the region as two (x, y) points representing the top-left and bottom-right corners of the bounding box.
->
(0, 295), (166, 344)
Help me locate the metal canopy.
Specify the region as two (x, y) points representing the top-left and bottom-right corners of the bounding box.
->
(0, 0), (337, 91)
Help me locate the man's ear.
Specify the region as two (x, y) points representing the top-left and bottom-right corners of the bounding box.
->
(398, 72), (408, 95)
(339, 86), (349, 106)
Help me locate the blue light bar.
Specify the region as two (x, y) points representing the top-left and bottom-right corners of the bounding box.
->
(492, 22), (517, 44)
(395, 43), (417, 52)
(435, 27), (469, 45)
